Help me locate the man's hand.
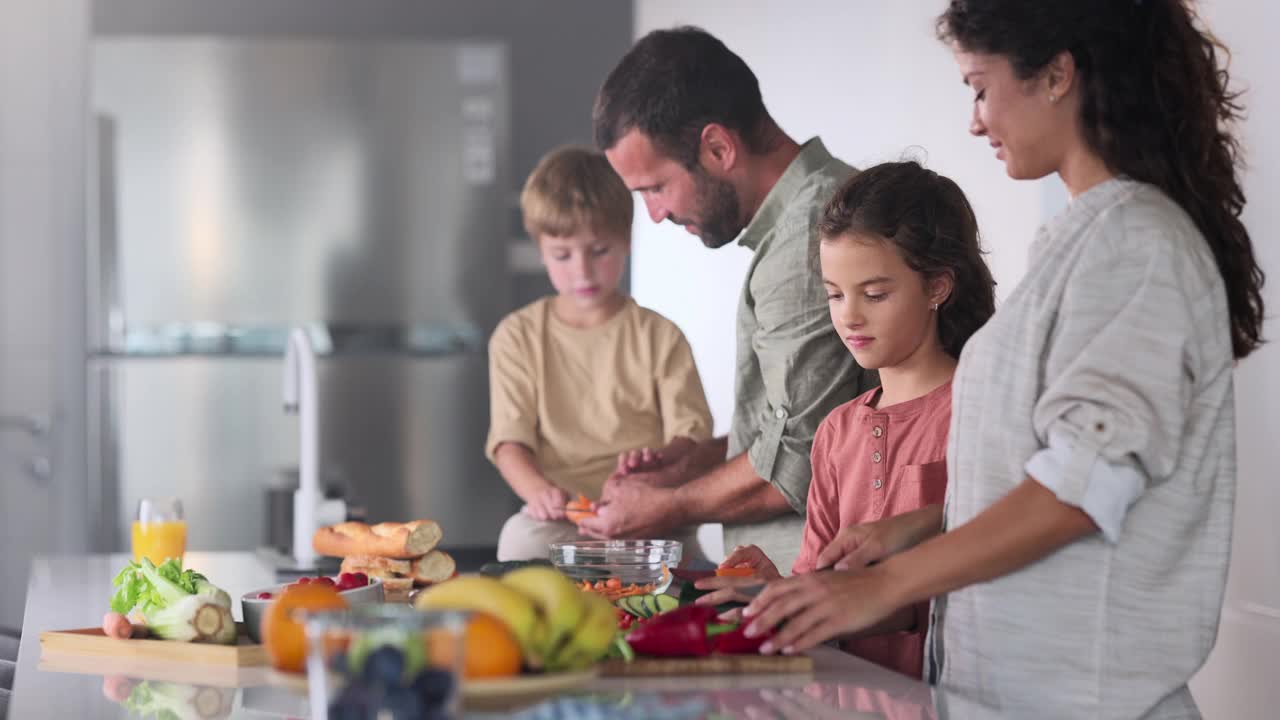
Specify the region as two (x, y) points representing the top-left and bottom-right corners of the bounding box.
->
(575, 474), (682, 539)
(616, 437), (698, 476)
(521, 484), (570, 522)
(615, 446), (667, 475)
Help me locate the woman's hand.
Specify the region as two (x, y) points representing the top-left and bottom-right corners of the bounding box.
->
(693, 545), (782, 612)
(741, 566), (904, 655)
(522, 484), (570, 522)
(815, 505), (943, 571)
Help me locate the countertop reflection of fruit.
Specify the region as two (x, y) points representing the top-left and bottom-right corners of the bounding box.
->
(262, 584), (348, 673)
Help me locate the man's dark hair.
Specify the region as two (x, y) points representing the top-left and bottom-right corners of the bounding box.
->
(593, 26), (775, 167)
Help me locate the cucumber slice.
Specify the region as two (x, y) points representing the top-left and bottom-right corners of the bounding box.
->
(617, 595), (646, 618)
(644, 594), (661, 617)
(654, 594), (679, 614)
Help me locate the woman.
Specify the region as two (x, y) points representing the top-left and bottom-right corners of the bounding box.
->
(740, 1), (1265, 717)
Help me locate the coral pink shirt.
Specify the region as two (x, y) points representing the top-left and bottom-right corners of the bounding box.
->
(792, 381), (951, 679)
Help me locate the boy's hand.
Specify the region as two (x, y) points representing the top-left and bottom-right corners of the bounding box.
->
(522, 485), (570, 522)
(693, 545), (783, 610)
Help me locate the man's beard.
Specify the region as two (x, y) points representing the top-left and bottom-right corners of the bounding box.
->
(672, 169), (743, 249)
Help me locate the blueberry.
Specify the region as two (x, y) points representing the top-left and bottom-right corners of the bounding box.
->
(381, 685), (425, 719)
(362, 645), (406, 687)
(412, 668), (455, 708)
(329, 683), (374, 720)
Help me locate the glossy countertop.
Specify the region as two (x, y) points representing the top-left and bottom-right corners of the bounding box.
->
(11, 552), (948, 719)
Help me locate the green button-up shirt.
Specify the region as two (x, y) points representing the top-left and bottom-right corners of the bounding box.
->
(723, 138), (878, 571)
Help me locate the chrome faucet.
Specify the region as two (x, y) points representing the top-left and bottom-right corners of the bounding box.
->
(283, 327), (345, 568)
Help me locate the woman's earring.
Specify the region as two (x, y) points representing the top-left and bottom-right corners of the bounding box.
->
(1048, 93), (1058, 104)
(931, 303), (939, 311)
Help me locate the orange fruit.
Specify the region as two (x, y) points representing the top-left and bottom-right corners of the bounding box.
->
(429, 612), (522, 679)
(262, 583), (348, 673)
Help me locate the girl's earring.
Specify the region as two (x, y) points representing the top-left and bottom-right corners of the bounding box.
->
(931, 303), (939, 311)
(1048, 93), (1058, 104)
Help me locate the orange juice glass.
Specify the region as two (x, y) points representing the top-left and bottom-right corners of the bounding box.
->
(132, 497), (186, 565)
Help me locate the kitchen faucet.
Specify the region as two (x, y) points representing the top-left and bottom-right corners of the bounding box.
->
(283, 327), (346, 568)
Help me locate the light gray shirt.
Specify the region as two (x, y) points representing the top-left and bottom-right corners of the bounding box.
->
(931, 178), (1236, 719)
(723, 138), (878, 572)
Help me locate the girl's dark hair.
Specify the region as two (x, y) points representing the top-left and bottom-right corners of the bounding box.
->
(938, 0), (1265, 358)
(819, 161), (996, 359)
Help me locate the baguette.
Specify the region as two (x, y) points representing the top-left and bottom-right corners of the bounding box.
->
(340, 555), (412, 576)
(410, 551), (457, 586)
(313, 520), (443, 559)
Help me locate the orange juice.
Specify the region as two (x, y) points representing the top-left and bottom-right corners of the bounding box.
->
(131, 520), (187, 565)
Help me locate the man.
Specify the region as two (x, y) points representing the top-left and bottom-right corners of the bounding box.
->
(579, 26), (877, 571)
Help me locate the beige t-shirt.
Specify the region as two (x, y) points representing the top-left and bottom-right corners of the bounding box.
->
(485, 296), (713, 500)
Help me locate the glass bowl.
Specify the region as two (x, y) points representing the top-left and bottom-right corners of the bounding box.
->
(549, 540), (681, 598)
(304, 604), (470, 720)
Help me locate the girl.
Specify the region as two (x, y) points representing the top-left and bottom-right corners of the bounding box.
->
(696, 160), (996, 679)
(742, 2), (1265, 717)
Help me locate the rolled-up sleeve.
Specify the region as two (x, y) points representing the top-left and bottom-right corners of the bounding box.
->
(1027, 221), (1213, 541)
(484, 318), (538, 463)
(746, 219), (875, 512)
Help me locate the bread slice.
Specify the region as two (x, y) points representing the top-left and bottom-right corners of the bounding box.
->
(410, 550), (457, 586)
(341, 555), (412, 576)
(379, 576), (415, 602)
(313, 520), (443, 559)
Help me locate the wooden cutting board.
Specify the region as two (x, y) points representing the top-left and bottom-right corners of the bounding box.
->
(40, 626), (267, 667)
(599, 652), (813, 676)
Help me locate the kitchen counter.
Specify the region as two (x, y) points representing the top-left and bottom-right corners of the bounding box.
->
(10, 552), (944, 719)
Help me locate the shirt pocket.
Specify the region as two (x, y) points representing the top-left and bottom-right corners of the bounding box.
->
(883, 460), (948, 519)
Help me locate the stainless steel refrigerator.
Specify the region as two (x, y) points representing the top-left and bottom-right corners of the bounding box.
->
(87, 37), (521, 556)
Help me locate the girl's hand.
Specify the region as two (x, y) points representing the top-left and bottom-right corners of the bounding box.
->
(522, 485), (570, 522)
(741, 566), (901, 655)
(693, 545), (782, 611)
(816, 505), (943, 571)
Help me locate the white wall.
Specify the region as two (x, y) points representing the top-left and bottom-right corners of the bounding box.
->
(633, 1), (1279, 716)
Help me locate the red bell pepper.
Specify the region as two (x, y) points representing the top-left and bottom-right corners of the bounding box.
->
(625, 604), (761, 657)
(710, 623), (770, 654)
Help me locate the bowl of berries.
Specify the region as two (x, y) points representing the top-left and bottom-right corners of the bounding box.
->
(304, 604), (468, 720)
(241, 572), (383, 643)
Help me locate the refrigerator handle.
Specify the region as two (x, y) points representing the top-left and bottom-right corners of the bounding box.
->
(88, 113), (123, 353)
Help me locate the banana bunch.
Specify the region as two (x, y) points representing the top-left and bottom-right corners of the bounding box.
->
(412, 566), (617, 671)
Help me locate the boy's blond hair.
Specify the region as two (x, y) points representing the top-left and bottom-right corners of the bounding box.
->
(520, 146), (633, 241)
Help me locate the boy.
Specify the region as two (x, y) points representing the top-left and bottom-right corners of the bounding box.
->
(488, 146), (713, 560)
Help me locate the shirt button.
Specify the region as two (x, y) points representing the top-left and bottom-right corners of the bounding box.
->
(873, 478), (883, 489)
(774, 408), (786, 419)
(872, 426), (883, 438)
(872, 451), (882, 463)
